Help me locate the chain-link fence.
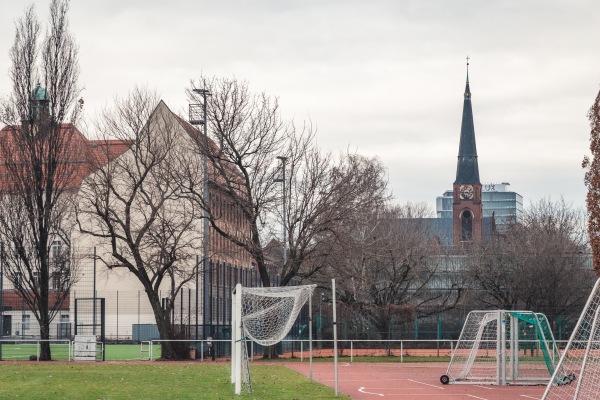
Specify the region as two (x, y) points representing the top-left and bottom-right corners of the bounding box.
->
(0, 248), (591, 355)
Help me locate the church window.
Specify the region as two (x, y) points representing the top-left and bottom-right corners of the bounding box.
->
(461, 209), (473, 241)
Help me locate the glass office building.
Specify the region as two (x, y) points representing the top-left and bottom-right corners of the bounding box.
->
(436, 182), (523, 229)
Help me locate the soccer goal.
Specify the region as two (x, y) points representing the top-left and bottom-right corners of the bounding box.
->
(542, 278), (600, 399)
(441, 310), (561, 386)
(231, 283), (316, 395)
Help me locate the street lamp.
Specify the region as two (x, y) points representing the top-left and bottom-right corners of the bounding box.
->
(189, 88), (211, 347)
(274, 156), (288, 266)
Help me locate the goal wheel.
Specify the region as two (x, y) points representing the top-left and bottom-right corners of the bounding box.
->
(568, 373), (575, 383)
(440, 375), (450, 385)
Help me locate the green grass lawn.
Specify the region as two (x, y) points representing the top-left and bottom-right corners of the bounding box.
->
(0, 363), (347, 399)
(104, 344), (162, 361)
(0, 343), (163, 361)
(0, 343), (70, 361)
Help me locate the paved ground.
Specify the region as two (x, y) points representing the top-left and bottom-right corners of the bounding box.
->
(285, 362), (547, 400)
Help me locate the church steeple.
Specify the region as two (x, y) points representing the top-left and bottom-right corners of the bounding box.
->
(454, 58), (480, 185)
(452, 57), (483, 245)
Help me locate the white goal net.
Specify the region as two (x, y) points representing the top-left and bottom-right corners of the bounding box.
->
(442, 310), (560, 386)
(231, 283), (316, 395)
(543, 278), (600, 400)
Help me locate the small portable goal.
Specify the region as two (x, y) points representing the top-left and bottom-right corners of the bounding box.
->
(441, 310), (561, 386)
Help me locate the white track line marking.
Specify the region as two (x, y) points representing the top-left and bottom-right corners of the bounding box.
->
(407, 379), (444, 389)
(519, 395), (540, 399)
(474, 385), (494, 390)
(358, 387), (384, 397)
(466, 395), (489, 400)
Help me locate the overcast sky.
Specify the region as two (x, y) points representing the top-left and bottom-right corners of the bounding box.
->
(1, 0), (599, 212)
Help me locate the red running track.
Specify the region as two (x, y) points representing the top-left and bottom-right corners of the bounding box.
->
(285, 362), (546, 400)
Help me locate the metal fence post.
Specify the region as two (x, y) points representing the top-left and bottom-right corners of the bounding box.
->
(116, 291), (119, 342)
(401, 341), (403, 363)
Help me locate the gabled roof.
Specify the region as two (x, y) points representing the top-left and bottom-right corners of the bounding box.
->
(408, 216), (494, 246)
(171, 106), (247, 193)
(454, 70), (480, 185)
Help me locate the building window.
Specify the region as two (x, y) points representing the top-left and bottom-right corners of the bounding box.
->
(22, 314), (31, 330)
(51, 240), (62, 260)
(52, 272), (60, 290)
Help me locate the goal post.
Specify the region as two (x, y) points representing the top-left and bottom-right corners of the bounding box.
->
(441, 310), (560, 386)
(231, 283), (316, 395)
(542, 278), (600, 400)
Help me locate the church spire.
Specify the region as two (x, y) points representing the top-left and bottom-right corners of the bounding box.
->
(454, 56), (480, 184)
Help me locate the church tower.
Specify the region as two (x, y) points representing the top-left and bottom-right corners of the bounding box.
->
(453, 60), (482, 245)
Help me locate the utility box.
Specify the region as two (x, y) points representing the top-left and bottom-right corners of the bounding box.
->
(73, 335), (97, 361)
(132, 324), (160, 341)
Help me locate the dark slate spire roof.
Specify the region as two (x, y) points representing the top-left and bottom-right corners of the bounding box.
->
(454, 63), (480, 184)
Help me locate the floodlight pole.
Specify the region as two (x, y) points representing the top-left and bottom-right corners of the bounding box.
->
(275, 156), (288, 266)
(309, 294), (313, 382)
(332, 278), (338, 396)
(93, 246), (97, 335)
(190, 88), (212, 345)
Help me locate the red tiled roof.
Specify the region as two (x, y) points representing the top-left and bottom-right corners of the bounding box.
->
(1, 290), (70, 310)
(0, 124), (132, 191)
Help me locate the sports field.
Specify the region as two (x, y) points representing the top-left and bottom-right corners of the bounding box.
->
(286, 361), (547, 400)
(0, 362), (347, 399)
(0, 343), (162, 361)
(0, 359), (551, 399)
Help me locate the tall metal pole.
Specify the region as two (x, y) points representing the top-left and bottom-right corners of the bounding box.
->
(202, 90), (212, 347)
(275, 156), (288, 267)
(309, 294), (313, 382)
(190, 88), (211, 341)
(20, 274), (24, 338)
(116, 291), (119, 342)
(195, 254), (199, 340)
(332, 279), (338, 396)
(93, 246), (97, 335)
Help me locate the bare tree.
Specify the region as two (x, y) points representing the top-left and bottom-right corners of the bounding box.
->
(185, 77), (391, 293)
(468, 198), (593, 324)
(0, 0), (81, 360)
(584, 86), (600, 273)
(281, 151), (390, 285)
(184, 77), (287, 291)
(75, 88), (202, 359)
(328, 203), (461, 341)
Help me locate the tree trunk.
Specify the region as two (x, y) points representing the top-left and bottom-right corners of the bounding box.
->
(38, 273), (52, 361)
(147, 292), (187, 360)
(38, 317), (51, 361)
(262, 345), (278, 359)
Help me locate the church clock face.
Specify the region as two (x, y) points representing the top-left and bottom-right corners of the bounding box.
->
(459, 184), (474, 200)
